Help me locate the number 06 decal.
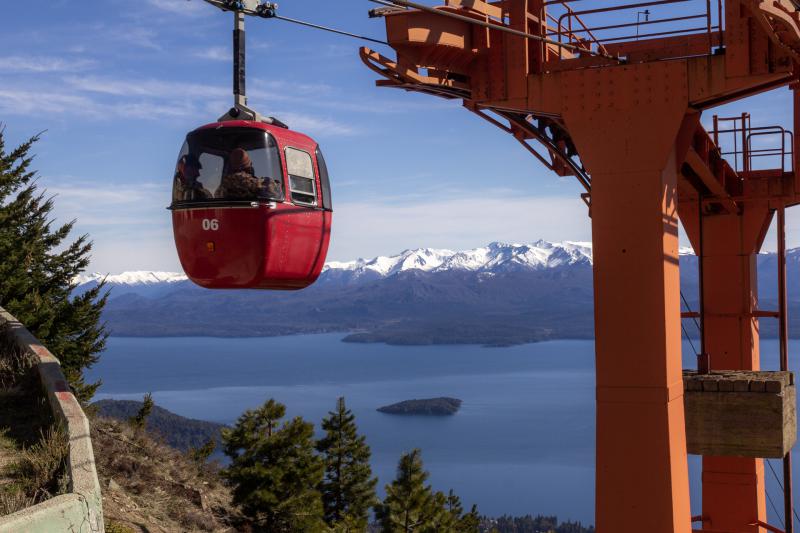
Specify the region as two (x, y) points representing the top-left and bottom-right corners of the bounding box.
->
(202, 219), (219, 231)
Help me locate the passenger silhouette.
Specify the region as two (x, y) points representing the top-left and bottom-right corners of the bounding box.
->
(217, 148), (263, 200)
(174, 154), (211, 201)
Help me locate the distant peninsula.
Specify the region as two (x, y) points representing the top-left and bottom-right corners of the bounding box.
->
(377, 397), (462, 416)
(93, 399), (226, 451)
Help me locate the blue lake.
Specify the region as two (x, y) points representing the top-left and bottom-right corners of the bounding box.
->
(86, 335), (795, 525)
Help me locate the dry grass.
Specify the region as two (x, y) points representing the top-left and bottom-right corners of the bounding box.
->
(1, 326), (244, 530)
(0, 327), (67, 517)
(105, 521), (138, 533)
(11, 426), (69, 496)
(0, 325), (33, 390)
(92, 416), (241, 532)
(0, 490), (36, 516)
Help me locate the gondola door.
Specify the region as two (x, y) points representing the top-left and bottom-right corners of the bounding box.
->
(262, 141), (331, 288)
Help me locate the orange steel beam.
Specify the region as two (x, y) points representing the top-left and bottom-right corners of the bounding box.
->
(684, 148), (739, 213)
(361, 0), (800, 531)
(565, 65), (693, 532)
(679, 196), (773, 533)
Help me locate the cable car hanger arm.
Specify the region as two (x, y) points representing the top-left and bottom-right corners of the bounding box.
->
(196, 0), (387, 124)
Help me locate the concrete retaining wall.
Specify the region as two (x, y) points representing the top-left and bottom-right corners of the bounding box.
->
(0, 307), (104, 533)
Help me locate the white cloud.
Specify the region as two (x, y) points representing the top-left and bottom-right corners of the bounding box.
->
(36, 176), (800, 273)
(37, 177), (180, 272)
(0, 77), (355, 133)
(326, 193), (592, 262)
(194, 46), (230, 61)
(43, 180), (170, 226)
(0, 89), (99, 117)
(89, 234), (182, 274)
(43, 178), (590, 272)
(146, 0), (208, 16)
(0, 56), (95, 73)
(64, 75), (228, 99)
(116, 27), (163, 50)
(0, 87), (198, 120)
(272, 111), (357, 136)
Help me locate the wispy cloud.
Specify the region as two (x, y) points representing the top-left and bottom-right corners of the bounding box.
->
(64, 75), (228, 99)
(273, 111), (358, 136)
(0, 87), (196, 120)
(193, 46), (229, 61)
(0, 55), (95, 73)
(0, 89), (96, 116)
(115, 27), (163, 50)
(146, 0), (208, 16)
(326, 193), (593, 262)
(0, 72), (358, 135)
(43, 179), (169, 226)
(249, 79), (334, 98)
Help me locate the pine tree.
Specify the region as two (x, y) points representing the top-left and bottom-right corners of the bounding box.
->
(189, 438), (217, 464)
(316, 397), (377, 531)
(0, 129), (107, 402)
(375, 449), (442, 533)
(429, 490), (457, 531)
(128, 392), (154, 431)
(222, 399), (325, 532)
(458, 503), (480, 533)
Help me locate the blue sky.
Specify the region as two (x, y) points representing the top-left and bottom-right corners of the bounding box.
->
(0, 0), (797, 273)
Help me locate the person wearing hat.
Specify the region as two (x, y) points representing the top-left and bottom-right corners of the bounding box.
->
(174, 153), (211, 201)
(217, 148), (266, 200)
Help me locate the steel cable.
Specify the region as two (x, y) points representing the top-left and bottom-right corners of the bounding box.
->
(766, 481), (787, 531)
(199, 0), (389, 45)
(272, 14), (389, 45)
(767, 458), (800, 526)
(680, 290), (702, 336)
(679, 290), (700, 355)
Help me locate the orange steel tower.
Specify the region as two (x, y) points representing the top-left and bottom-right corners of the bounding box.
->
(361, 0), (800, 531)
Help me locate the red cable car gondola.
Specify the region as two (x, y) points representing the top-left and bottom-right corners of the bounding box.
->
(170, 2), (332, 290)
(171, 120), (332, 289)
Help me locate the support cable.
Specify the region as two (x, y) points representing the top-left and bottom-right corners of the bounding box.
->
(200, 0), (389, 45)
(767, 458), (800, 526)
(273, 14), (389, 45)
(766, 480), (788, 532)
(680, 321), (699, 356)
(679, 290), (699, 355)
(680, 290), (702, 336)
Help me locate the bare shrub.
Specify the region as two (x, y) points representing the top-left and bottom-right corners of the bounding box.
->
(12, 426), (68, 495)
(105, 520), (137, 533)
(0, 490), (36, 516)
(0, 327), (33, 390)
(180, 508), (216, 531)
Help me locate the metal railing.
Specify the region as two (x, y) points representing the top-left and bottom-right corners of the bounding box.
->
(713, 113), (794, 173)
(541, 0), (722, 60)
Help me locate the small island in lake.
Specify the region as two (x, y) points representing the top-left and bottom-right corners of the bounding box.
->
(377, 397), (462, 416)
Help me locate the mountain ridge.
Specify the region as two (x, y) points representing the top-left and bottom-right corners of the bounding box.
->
(77, 240), (596, 287)
(80, 240), (800, 345)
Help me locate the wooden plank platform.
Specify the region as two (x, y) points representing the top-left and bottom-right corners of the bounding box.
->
(683, 370), (797, 458)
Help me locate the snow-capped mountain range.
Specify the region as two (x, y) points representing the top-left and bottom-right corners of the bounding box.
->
(76, 240), (728, 290)
(323, 240), (594, 283)
(89, 239), (798, 343)
(77, 240), (598, 288)
(74, 239), (799, 295)
(74, 271), (187, 286)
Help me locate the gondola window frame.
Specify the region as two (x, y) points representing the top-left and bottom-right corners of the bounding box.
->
(285, 146), (318, 207)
